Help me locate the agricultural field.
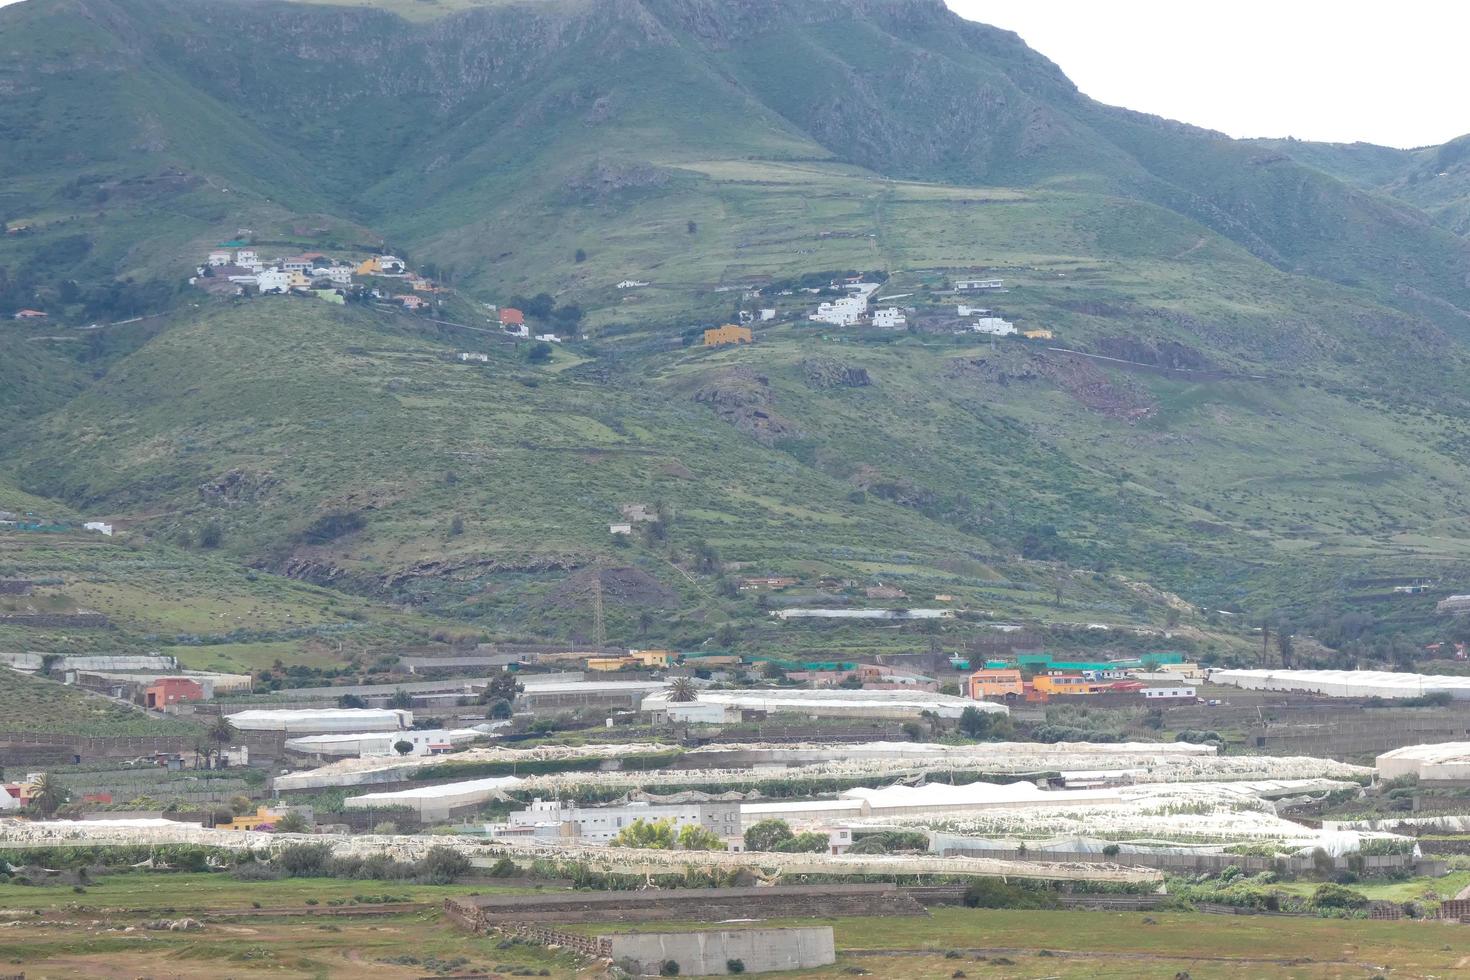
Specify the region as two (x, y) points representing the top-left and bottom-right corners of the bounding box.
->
(4, 871), (1467, 979)
(0, 668), (201, 737)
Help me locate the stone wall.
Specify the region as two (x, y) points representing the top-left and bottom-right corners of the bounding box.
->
(610, 927), (835, 976)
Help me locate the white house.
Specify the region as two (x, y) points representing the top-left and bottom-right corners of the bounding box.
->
(872, 307), (906, 328)
(759, 308), (776, 321)
(235, 249), (258, 266)
(957, 305), (991, 317)
(504, 324), (529, 339)
(377, 255), (406, 274)
(256, 270), (290, 294)
(616, 279), (650, 289)
(954, 278), (1003, 291)
(968, 316), (1016, 336)
(1142, 686), (1197, 700)
(534, 333), (562, 343)
(83, 521), (114, 536)
(459, 352), (490, 363)
(206, 250), (232, 267)
(318, 266), (353, 285)
(738, 310), (754, 324)
(609, 523), (633, 535)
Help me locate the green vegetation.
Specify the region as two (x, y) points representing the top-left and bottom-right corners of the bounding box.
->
(0, 669), (202, 736)
(610, 818), (727, 851)
(1, 0), (1470, 665)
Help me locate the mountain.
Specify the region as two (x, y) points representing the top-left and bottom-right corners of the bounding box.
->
(1251, 134), (1470, 238)
(3, 0), (1470, 662)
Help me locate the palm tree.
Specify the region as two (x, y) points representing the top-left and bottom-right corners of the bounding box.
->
(668, 677), (698, 703)
(28, 773), (65, 818)
(207, 715), (237, 768)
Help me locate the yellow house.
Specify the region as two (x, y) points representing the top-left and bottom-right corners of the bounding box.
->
(586, 656), (634, 672)
(1022, 328), (1053, 340)
(217, 805), (283, 831)
(355, 257), (382, 276)
(286, 270), (311, 289)
(703, 324), (753, 347)
(628, 649), (672, 668)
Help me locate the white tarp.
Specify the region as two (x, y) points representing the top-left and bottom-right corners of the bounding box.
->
(643, 689), (999, 720)
(226, 708), (412, 733)
(1210, 668), (1470, 700)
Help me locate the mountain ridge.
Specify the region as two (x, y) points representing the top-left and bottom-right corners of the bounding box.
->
(3, 0), (1470, 662)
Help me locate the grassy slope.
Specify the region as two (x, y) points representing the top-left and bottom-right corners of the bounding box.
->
(0, 667), (203, 736)
(3, 0), (1470, 643)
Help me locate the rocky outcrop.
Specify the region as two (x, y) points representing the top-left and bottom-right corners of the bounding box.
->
(799, 357), (871, 389)
(198, 468), (280, 506)
(692, 369), (801, 443)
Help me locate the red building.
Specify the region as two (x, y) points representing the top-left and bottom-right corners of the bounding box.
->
(144, 677), (206, 709)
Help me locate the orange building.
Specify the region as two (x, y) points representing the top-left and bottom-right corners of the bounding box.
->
(703, 324), (753, 347)
(144, 677), (206, 709)
(967, 668), (1024, 701)
(1030, 673), (1097, 698)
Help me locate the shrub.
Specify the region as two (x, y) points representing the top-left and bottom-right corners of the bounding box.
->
(1310, 883), (1369, 910)
(962, 879), (1059, 910)
(276, 843), (332, 876)
(232, 861), (284, 882)
(726, 959), (745, 974)
(660, 960), (680, 976)
(416, 846), (472, 884)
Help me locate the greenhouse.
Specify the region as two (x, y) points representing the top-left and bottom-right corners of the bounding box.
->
(225, 707), (413, 733)
(1209, 668), (1470, 699)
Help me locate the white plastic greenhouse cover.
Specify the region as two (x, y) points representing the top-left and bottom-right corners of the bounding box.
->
(643, 688), (997, 719)
(226, 708), (412, 732)
(344, 775), (524, 809)
(1210, 668), (1470, 699)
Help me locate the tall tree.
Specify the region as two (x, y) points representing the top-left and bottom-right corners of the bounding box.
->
(28, 773), (65, 818)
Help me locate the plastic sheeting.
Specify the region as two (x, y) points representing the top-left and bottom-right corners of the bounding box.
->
(225, 708), (412, 733)
(1210, 668), (1470, 700)
(642, 689), (1001, 720)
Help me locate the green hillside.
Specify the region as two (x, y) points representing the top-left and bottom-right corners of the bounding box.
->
(3, 0), (1470, 659)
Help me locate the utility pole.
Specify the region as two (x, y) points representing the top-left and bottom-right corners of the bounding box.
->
(591, 567), (606, 649)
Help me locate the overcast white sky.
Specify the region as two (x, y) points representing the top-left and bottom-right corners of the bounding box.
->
(948, 1), (1467, 148)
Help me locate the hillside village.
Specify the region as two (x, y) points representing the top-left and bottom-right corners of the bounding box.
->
(193, 245), (443, 313)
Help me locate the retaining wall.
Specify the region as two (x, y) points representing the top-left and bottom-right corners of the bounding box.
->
(610, 926), (835, 976)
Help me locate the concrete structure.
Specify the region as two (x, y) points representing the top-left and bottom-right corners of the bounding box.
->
(954, 278), (1003, 291)
(871, 307), (906, 328)
(609, 926), (835, 976)
(497, 798), (742, 844)
(703, 324), (753, 346)
(225, 708), (412, 733)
